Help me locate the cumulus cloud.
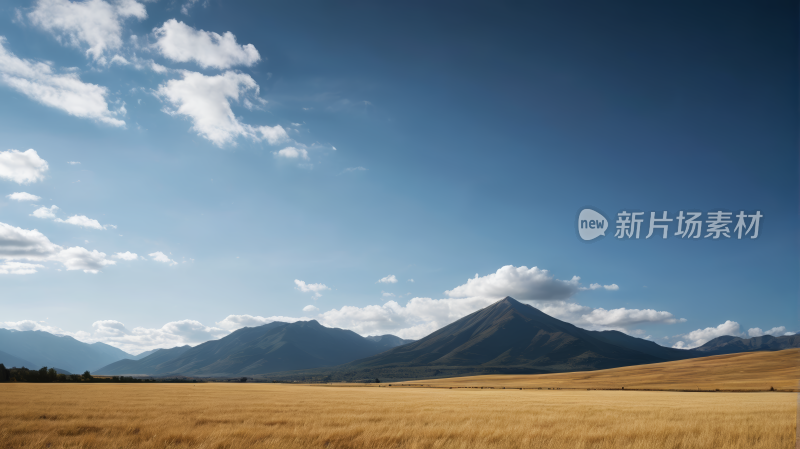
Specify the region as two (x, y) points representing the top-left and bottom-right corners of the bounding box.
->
(28, 0), (147, 62)
(215, 314), (307, 332)
(54, 246), (115, 273)
(112, 251), (138, 260)
(149, 251), (177, 266)
(0, 149), (49, 184)
(0, 221), (116, 273)
(274, 146), (309, 160)
(377, 274), (398, 284)
(0, 39), (125, 126)
(55, 215), (105, 230)
(533, 301), (685, 331)
(672, 320), (742, 349)
(152, 19), (260, 70)
(6, 192), (41, 201)
(302, 305), (319, 313)
(31, 205), (59, 219)
(445, 265), (580, 301)
(0, 261), (45, 274)
(156, 70), (288, 147)
(747, 326), (787, 338)
(294, 279), (330, 298)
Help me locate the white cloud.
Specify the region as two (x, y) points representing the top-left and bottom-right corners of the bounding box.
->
(533, 301), (685, 331)
(112, 251), (138, 260)
(55, 214), (105, 230)
(6, 192), (41, 201)
(215, 314), (308, 332)
(583, 283), (620, 291)
(156, 70), (288, 147)
(377, 274), (398, 284)
(0, 149), (49, 184)
(0, 222), (117, 273)
(747, 326), (787, 338)
(382, 292), (396, 297)
(341, 166), (367, 174)
(0, 261), (45, 274)
(31, 205), (59, 219)
(67, 161), (80, 165)
(149, 251), (177, 266)
(54, 246), (115, 273)
(28, 0), (147, 62)
(445, 265), (580, 301)
(294, 279), (330, 298)
(302, 305), (319, 313)
(274, 147), (309, 160)
(0, 38), (125, 126)
(672, 320), (742, 349)
(152, 19), (260, 70)
(180, 0), (201, 15)
(408, 278), (414, 283)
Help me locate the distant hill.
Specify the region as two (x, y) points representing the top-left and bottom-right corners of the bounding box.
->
(130, 349), (161, 360)
(96, 346), (192, 375)
(694, 334), (800, 355)
(333, 297), (680, 380)
(95, 322), (413, 376)
(587, 330), (702, 361)
(365, 334), (415, 350)
(0, 329), (133, 374)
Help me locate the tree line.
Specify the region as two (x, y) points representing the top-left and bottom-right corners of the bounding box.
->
(2, 365), (155, 383)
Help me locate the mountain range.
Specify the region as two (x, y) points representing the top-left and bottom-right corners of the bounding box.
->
(96, 321), (414, 376)
(5, 297), (797, 380)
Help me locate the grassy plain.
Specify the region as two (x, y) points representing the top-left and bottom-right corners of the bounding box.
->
(0, 382), (795, 449)
(405, 348), (800, 391)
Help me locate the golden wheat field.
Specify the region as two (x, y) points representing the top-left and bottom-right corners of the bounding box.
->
(0, 382), (795, 449)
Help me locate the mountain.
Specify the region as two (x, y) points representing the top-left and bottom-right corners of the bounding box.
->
(365, 334), (415, 350)
(694, 334), (800, 355)
(130, 348), (161, 360)
(96, 346), (192, 375)
(0, 350), (38, 369)
(95, 321), (411, 376)
(0, 329), (133, 374)
(336, 297), (689, 379)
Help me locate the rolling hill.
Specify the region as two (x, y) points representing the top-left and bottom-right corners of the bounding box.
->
(406, 348), (799, 391)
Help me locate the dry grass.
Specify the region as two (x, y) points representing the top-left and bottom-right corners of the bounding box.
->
(405, 348), (800, 391)
(0, 382), (795, 449)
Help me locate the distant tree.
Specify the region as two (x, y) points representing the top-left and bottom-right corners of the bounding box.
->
(240, 377), (247, 382)
(375, 378), (380, 384)
(57, 373), (67, 382)
(47, 368), (57, 382)
(82, 371), (93, 381)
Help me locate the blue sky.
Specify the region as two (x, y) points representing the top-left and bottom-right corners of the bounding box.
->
(0, 0), (796, 353)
